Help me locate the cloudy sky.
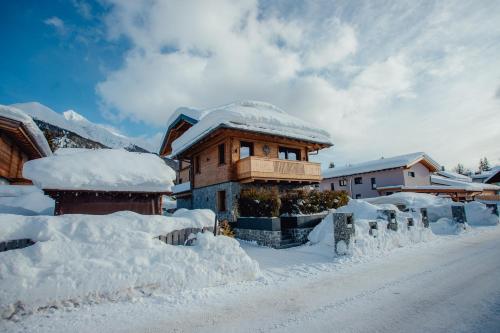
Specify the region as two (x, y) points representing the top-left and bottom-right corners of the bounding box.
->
(1, 0), (499, 170)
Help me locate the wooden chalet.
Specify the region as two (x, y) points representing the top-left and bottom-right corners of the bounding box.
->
(159, 101), (332, 222)
(0, 106), (52, 184)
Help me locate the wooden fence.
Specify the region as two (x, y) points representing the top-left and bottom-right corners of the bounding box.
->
(0, 239), (35, 253)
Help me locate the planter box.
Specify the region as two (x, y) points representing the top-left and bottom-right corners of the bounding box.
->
(280, 212), (328, 229)
(235, 217), (281, 231)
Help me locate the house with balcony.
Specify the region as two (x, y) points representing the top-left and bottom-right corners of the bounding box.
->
(159, 101), (332, 222)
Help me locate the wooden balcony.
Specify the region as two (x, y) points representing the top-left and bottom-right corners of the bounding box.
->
(235, 156), (321, 183)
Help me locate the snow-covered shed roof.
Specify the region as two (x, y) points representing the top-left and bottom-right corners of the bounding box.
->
(436, 170), (472, 182)
(0, 105), (52, 157)
(23, 148), (175, 192)
(471, 166), (500, 184)
(323, 152), (441, 179)
(430, 174), (500, 191)
(166, 101), (333, 157)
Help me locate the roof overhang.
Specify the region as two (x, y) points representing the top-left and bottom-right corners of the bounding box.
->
(159, 114), (199, 156)
(0, 115), (48, 159)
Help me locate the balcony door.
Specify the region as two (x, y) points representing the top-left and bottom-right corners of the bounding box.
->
(240, 141), (254, 159)
(279, 146), (301, 161)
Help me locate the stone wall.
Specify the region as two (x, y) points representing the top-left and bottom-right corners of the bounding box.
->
(176, 197), (192, 210)
(192, 182), (241, 222)
(234, 228), (282, 248)
(288, 227), (314, 243)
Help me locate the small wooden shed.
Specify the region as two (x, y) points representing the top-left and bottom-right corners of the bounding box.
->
(23, 148), (175, 216)
(0, 106), (52, 184)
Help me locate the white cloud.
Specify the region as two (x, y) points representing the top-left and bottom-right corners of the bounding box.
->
(96, 0), (500, 169)
(44, 16), (67, 35)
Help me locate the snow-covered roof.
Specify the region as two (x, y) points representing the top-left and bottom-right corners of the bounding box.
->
(0, 105), (52, 157)
(323, 152), (440, 179)
(470, 166), (500, 183)
(436, 170), (472, 182)
(23, 148), (175, 192)
(172, 181), (191, 194)
(430, 175), (500, 191)
(170, 101), (332, 156)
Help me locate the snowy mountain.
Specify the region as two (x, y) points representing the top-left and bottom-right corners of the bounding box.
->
(10, 102), (158, 152)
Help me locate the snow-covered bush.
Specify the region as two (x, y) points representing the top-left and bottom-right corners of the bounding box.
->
(238, 187), (280, 217)
(464, 201), (499, 226)
(280, 190), (349, 215)
(0, 210), (260, 319)
(0, 185), (54, 216)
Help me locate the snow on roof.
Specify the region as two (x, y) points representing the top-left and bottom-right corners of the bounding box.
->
(23, 149), (175, 192)
(0, 105), (52, 156)
(436, 170), (472, 182)
(470, 166), (500, 182)
(431, 175), (500, 191)
(323, 152), (440, 179)
(170, 101), (332, 156)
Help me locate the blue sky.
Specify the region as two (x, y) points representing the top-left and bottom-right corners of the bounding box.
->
(0, 0), (150, 136)
(1, 0), (499, 169)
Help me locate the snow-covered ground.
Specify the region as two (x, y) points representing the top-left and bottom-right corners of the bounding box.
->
(2, 224), (499, 333)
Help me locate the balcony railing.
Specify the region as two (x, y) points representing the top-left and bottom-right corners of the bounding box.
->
(235, 156), (321, 182)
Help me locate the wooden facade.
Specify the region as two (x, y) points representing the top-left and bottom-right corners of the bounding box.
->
(172, 128), (327, 189)
(0, 116), (49, 184)
(44, 190), (166, 215)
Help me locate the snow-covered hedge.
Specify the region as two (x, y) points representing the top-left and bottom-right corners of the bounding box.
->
(0, 185), (54, 216)
(0, 210), (260, 319)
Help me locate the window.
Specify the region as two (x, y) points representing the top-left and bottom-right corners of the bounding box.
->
(408, 171), (415, 178)
(218, 143), (226, 165)
(354, 177), (362, 184)
(279, 146), (301, 160)
(178, 178), (183, 184)
(330, 183), (335, 191)
(371, 177), (377, 190)
(217, 190), (226, 212)
(240, 141), (254, 159)
(355, 194), (362, 199)
(195, 156), (201, 174)
(339, 179), (347, 186)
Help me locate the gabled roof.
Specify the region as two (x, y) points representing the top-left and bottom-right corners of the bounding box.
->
(436, 170), (472, 182)
(323, 152), (441, 179)
(0, 105), (52, 158)
(161, 100), (333, 157)
(471, 166), (500, 184)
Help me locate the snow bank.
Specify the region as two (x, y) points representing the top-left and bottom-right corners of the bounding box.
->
(308, 200), (434, 255)
(0, 210), (260, 318)
(464, 201), (499, 226)
(0, 186), (54, 216)
(23, 148), (175, 192)
(0, 105), (52, 156)
(430, 218), (470, 235)
(171, 101), (332, 156)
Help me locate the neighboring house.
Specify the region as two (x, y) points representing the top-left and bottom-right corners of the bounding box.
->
(321, 152), (440, 199)
(0, 105), (52, 184)
(471, 166), (500, 186)
(159, 101), (332, 221)
(434, 169), (500, 202)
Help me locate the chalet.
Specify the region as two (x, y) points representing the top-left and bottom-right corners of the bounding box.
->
(0, 105), (52, 184)
(23, 148), (175, 215)
(159, 101), (333, 222)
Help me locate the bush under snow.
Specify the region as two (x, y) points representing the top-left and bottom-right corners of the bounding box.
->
(0, 210), (260, 319)
(0, 186), (54, 216)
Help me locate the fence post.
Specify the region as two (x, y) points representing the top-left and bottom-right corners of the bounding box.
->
(378, 209), (398, 231)
(333, 213), (355, 255)
(451, 205), (467, 225)
(213, 215), (218, 236)
(369, 221), (378, 237)
(420, 208), (429, 228)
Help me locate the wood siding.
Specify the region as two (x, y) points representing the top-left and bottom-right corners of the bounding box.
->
(178, 129), (321, 189)
(0, 132), (29, 182)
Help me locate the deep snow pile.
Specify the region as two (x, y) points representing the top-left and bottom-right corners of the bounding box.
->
(0, 210), (260, 318)
(0, 105), (52, 156)
(0, 186), (54, 215)
(308, 200), (434, 256)
(23, 148), (175, 192)
(171, 101), (332, 156)
(464, 201), (499, 226)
